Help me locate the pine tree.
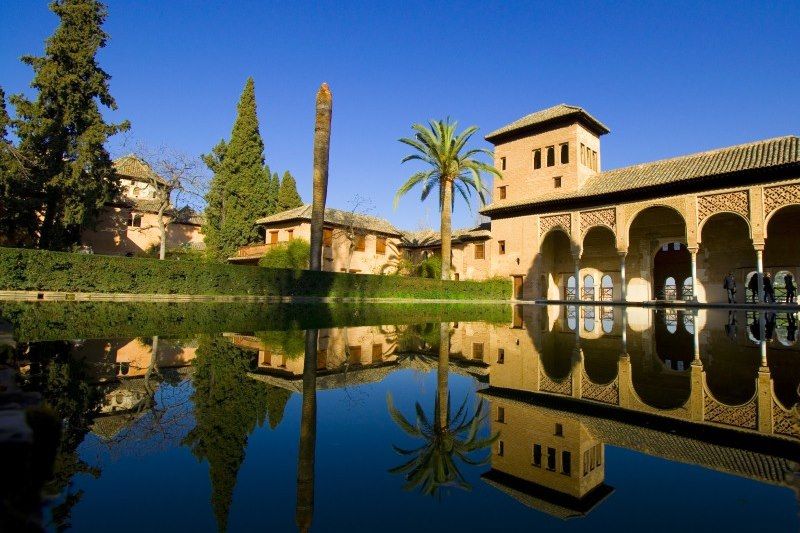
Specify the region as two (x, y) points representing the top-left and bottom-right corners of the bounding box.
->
(277, 171), (303, 211)
(202, 78), (272, 260)
(11, 0), (129, 249)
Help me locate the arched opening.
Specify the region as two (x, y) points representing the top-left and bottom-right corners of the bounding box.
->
(538, 229), (573, 300)
(773, 270), (795, 303)
(765, 205), (800, 303)
(601, 306), (614, 333)
(682, 277), (693, 300)
(698, 212), (753, 304)
(581, 225), (619, 300)
(565, 275), (576, 300)
(627, 206), (688, 301)
(654, 244), (690, 300)
(566, 305), (578, 331)
(583, 306), (595, 332)
(745, 271), (759, 303)
(600, 275), (613, 301)
(582, 274), (595, 301)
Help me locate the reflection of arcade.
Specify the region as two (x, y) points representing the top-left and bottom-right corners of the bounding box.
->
(461, 305), (800, 518)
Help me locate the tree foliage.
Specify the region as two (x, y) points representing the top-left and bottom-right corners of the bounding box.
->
(0, 88), (37, 246)
(257, 239), (310, 269)
(277, 171), (303, 211)
(10, 0), (129, 249)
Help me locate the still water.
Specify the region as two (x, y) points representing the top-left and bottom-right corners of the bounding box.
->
(1, 302), (798, 531)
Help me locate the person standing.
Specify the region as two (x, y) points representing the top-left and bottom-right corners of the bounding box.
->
(723, 272), (737, 304)
(785, 273), (796, 304)
(748, 273), (759, 303)
(764, 272), (775, 303)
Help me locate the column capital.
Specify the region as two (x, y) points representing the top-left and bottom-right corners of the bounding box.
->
(617, 249), (628, 258)
(687, 246), (699, 254)
(753, 242), (765, 252)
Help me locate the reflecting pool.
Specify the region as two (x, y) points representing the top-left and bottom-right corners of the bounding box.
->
(1, 302), (798, 531)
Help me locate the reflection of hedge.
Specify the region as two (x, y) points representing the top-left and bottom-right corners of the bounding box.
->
(0, 301), (513, 342)
(0, 246), (509, 300)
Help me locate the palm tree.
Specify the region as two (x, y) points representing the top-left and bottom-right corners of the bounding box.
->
(395, 120), (500, 280)
(309, 83), (332, 272)
(386, 323), (498, 496)
(295, 329), (318, 532)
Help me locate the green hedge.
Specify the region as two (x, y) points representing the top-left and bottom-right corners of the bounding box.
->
(0, 246), (511, 300)
(0, 301), (513, 342)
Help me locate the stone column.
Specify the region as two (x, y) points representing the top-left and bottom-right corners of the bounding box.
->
(621, 306), (628, 354)
(691, 320), (701, 366)
(619, 251), (627, 302)
(755, 245), (764, 303)
(688, 247), (698, 301)
(573, 254), (581, 301)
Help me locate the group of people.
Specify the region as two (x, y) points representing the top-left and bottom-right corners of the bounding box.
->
(723, 271), (796, 304)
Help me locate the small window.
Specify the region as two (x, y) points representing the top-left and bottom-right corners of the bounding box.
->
(473, 342), (484, 360)
(580, 143), (586, 165)
(270, 231), (279, 244)
(323, 227), (333, 247)
(533, 149), (542, 170)
(497, 441), (505, 456)
(593, 150), (598, 170)
(498, 240), (506, 255)
(532, 444), (542, 467)
(497, 406), (505, 423)
(546, 146), (555, 167)
(376, 236), (387, 255)
(553, 176), (562, 188)
(560, 143), (569, 164)
(500, 157), (506, 170)
(555, 423), (563, 437)
(287, 229), (294, 240)
(546, 447), (556, 471)
(354, 234), (366, 252)
(127, 213), (142, 228)
(454, 273), (460, 281)
(561, 451), (572, 476)
(372, 343), (383, 362)
(497, 348), (505, 364)
(498, 186), (507, 200)
(475, 243), (485, 260)
(348, 345), (362, 364)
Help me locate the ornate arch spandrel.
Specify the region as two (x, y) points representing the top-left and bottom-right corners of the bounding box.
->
(764, 183), (800, 226)
(539, 213), (571, 238)
(697, 190), (750, 225)
(624, 198), (691, 245)
(580, 208), (616, 237)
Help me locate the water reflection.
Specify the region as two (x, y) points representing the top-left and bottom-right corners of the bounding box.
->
(1, 303), (799, 530)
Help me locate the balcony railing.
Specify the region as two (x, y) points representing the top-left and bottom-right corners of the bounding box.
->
(233, 243), (277, 258)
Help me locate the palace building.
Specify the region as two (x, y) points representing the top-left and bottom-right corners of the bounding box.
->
(481, 104), (800, 303)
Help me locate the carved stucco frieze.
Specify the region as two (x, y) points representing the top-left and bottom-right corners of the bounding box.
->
(539, 213), (571, 238)
(764, 183), (800, 219)
(580, 208), (616, 235)
(697, 190), (750, 224)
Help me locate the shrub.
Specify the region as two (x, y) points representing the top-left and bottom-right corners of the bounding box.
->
(0, 246), (511, 300)
(258, 239), (310, 269)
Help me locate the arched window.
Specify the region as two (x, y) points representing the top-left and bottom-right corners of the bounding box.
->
(560, 143), (569, 164)
(546, 146), (555, 167)
(600, 275), (613, 301)
(663, 277), (677, 300)
(582, 275), (595, 301)
(601, 307), (614, 333)
(683, 313), (695, 334)
(583, 306), (595, 332)
(682, 277), (694, 300)
(665, 310), (678, 334)
(774, 271), (794, 302)
(565, 275), (576, 300)
(566, 305), (577, 331)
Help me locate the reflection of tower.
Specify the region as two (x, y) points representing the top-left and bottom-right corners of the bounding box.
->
(481, 396), (613, 519)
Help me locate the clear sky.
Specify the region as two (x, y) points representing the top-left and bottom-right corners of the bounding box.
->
(2, 0), (799, 230)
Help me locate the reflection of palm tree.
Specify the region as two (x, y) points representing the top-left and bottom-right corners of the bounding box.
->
(295, 329), (318, 532)
(387, 323), (497, 496)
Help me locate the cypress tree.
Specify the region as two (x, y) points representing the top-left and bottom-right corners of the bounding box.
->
(266, 170), (280, 215)
(11, 0), (129, 249)
(203, 78), (272, 260)
(277, 171), (303, 211)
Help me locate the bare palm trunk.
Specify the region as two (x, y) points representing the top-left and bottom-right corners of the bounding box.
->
(440, 178), (453, 280)
(309, 83), (332, 271)
(295, 329), (318, 532)
(437, 322), (450, 430)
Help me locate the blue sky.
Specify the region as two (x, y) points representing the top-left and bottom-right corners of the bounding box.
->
(2, 0), (799, 229)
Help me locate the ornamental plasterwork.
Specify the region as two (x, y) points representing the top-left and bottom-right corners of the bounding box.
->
(539, 372), (572, 396)
(623, 197), (687, 223)
(764, 183), (800, 219)
(703, 392), (757, 429)
(772, 400), (800, 438)
(697, 190), (749, 224)
(581, 375), (619, 405)
(580, 208), (616, 235)
(539, 213), (571, 238)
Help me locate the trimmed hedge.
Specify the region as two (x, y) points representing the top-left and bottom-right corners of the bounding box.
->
(0, 247), (511, 300)
(0, 301), (513, 342)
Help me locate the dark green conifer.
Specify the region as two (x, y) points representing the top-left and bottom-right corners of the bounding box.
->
(0, 88), (37, 246)
(11, 0), (129, 249)
(277, 171), (303, 212)
(202, 78), (272, 260)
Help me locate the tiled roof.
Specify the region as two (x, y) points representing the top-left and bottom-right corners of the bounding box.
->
(255, 204), (402, 236)
(400, 223), (491, 248)
(481, 135), (800, 216)
(485, 104), (610, 142)
(113, 154), (168, 186)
